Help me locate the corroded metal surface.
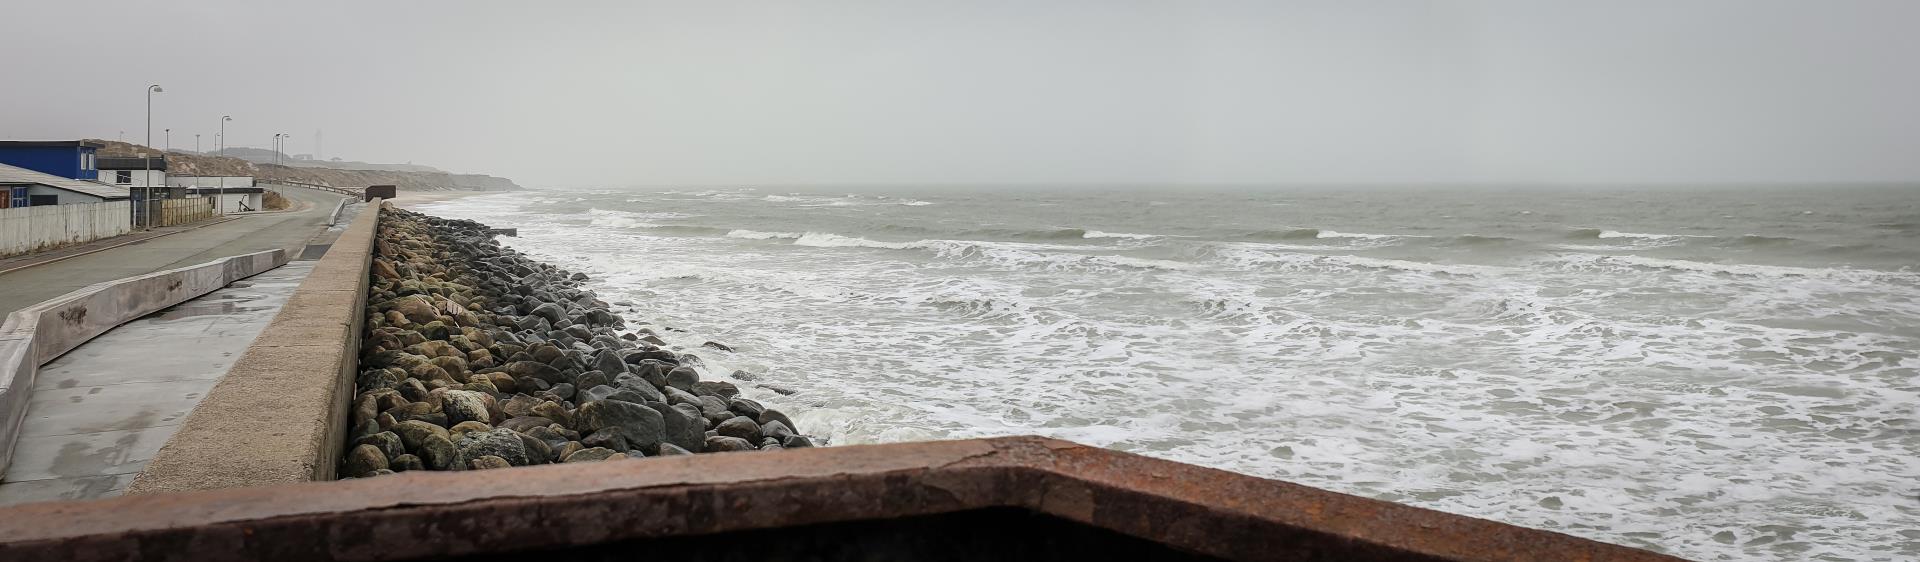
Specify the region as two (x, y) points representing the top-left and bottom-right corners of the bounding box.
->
(0, 436), (1683, 561)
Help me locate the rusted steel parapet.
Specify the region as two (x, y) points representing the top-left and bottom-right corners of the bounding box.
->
(127, 200), (385, 494)
(0, 436), (1679, 561)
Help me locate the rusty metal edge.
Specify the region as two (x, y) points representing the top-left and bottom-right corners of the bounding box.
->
(0, 436), (1684, 562)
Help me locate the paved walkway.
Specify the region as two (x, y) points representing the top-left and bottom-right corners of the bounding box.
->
(0, 185), (348, 316)
(0, 260), (316, 505)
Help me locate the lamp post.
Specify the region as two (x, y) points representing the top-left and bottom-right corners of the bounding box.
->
(145, 84), (163, 148)
(218, 115), (232, 215)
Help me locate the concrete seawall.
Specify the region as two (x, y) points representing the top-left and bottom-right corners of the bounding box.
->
(0, 250), (287, 476)
(127, 200), (382, 494)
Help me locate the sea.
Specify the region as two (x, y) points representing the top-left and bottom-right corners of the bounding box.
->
(419, 185), (1919, 561)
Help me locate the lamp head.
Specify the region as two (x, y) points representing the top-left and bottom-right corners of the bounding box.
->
(149, 84), (163, 93)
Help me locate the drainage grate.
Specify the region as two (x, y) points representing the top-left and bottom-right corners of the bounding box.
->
(297, 244), (333, 260)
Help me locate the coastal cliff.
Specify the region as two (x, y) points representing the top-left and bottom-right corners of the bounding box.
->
(88, 139), (521, 191)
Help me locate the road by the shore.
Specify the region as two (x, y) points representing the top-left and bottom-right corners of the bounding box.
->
(0, 185), (347, 316)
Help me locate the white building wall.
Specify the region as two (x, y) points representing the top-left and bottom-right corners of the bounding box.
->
(22, 185), (109, 205)
(206, 192), (263, 213)
(101, 169), (167, 188)
(166, 176), (255, 188)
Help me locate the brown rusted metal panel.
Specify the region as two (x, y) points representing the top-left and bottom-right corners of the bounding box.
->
(0, 437), (1682, 562)
(364, 185), (396, 201)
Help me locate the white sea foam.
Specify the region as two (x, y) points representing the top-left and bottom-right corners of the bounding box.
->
(725, 229), (802, 240)
(422, 188), (1920, 562)
(1083, 230), (1162, 239)
(1316, 230), (1423, 240)
(792, 232), (920, 249)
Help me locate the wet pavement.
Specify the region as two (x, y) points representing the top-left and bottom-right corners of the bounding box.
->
(0, 260), (317, 505)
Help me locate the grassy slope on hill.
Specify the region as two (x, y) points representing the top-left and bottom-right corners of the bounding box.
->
(87, 139), (521, 191)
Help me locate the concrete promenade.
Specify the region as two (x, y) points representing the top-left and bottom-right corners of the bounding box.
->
(0, 185), (347, 316)
(0, 260), (316, 505)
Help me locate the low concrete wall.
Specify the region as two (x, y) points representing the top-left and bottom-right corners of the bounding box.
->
(0, 249), (287, 476)
(128, 200), (383, 494)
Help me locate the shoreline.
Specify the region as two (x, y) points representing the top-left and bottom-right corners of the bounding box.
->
(344, 208), (808, 475)
(384, 189), (498, 210)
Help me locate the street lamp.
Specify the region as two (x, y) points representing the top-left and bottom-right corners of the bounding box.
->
(145, 84), (163, 148)
(218, 115), (232, 215)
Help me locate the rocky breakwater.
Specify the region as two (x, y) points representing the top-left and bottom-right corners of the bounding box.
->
(343, 208), (810, 477)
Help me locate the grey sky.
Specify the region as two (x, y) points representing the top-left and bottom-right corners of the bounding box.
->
(3, 0), (1916, 187)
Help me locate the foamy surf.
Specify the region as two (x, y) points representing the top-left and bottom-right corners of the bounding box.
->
(419, 185), (1920, 562)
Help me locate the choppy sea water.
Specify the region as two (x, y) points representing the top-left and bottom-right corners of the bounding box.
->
(420, 185), (1920, 561)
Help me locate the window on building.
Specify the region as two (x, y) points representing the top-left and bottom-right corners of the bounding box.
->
(9, 187), (27, 208)
(115, 171), (133, 184)
(83, 153), (94, 170)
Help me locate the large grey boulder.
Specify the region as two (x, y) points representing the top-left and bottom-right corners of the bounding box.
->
(575, 400), (664, 452)
(454, 428), (531, 466)
(715, 416), (762, 441)
(441, 390), (491, 425)
(646, 402), (707, 454)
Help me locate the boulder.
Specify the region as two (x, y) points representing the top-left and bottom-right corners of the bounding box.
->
(663, 386), (701, 407)
(352, 431), (406, 460)
(530, 302), (567, 324)
(757, 409), (797, 435)
(441, 390), (491, 425)
(563, 447), (622, 463)
(715, 416), (762, 441)
(665, 366), (700, 392)
(612, 374), (667, 402)
(344, 444), (389, 477)
(695, 396), (733, 423)
(390, 454), (426, 472)
(646, 402), (706, 454)
(574, 400), (664, 452)
(518, 432), (555, 463)
(728, 397), (766, 418)
(392, 420), (450, 451)
(531, 401), (574, 428)
(582, 428), (630, 452)
(760, 420), (795, 442)
(454, 428), (531, 466)
(501, 394), (542, 418)
(504, 361), (564, 383)
(591, 349), (628, 376)
(632, 360), (671, 388)
(690, 381), (741, 399)
(468, 455), (513, 470)
(704, 436), (756, 452)
(499, 416), (555, 433)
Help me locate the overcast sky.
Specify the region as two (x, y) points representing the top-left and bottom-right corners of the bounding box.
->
(3, 1), (1916, 187)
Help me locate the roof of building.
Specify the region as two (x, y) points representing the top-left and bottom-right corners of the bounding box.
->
(97, 156), (167, 171)
(0, 163), (130, 200)
(0, 140), (106, 149)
